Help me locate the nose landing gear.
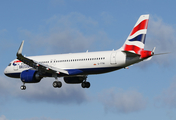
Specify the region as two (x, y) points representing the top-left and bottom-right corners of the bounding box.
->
(20, 83), (26, 90)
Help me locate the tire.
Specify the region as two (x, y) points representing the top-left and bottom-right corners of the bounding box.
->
(81, 82), (86, 88)
(53, 81), (58, 88)
(53, 81), (62, 88)
(20, 85), (26, 90)
(86, 82), (90, 88)
(57, 81), (62, 88)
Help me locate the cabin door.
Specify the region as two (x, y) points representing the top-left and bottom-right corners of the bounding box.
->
(110, 52), (117, 64)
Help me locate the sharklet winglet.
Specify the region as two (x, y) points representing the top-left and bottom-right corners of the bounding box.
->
(17, 40), (24, 56)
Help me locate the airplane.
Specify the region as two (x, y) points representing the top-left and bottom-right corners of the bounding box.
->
(4, 14), (154, 90)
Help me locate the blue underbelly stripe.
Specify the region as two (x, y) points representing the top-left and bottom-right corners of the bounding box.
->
(5, 66), (123, 78)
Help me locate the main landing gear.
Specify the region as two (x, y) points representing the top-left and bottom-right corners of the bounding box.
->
(81, 76), (90, 88)
(81, 82), (90, 88)
(53, 81), (62, 88)
(53, 75), (62, 88)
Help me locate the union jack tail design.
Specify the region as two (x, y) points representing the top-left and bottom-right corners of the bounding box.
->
(121, 14), (149, 55)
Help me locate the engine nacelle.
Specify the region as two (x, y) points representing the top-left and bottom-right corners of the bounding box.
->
(20, 70), (42, 83)
(64, 77), (85, 84)
(140, 50), (153, 59)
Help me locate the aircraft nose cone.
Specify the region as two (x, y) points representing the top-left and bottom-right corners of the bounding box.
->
(4, 66), (20, 78)
(4, 67), (12, 77)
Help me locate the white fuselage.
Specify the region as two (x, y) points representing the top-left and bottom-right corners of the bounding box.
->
(4, 49), (142, 78)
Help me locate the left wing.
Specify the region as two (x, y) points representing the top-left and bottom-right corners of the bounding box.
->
(16, 41), (69, 75)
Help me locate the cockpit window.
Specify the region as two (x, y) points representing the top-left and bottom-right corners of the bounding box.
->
(8, 63), (11, 66)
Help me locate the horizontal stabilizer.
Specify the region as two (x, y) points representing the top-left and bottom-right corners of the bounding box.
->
(122, 51), (140, 57)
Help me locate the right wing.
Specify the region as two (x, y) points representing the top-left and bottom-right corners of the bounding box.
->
(16, 41), (69, 75)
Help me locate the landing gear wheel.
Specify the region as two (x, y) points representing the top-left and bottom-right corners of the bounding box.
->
(20, 85), (26, 90)
(53, 81), (62, 88)
(85, 82), (90, 88)
(81, 82), (90, 88)
(81, 82), (86, 88)
(53, 81), (58, 88)
(57, 81), (62, 88)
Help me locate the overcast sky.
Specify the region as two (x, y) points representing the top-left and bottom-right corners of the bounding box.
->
(1, 0), (176, 120)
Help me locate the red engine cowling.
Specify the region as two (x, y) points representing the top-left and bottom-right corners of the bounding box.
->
(140, 50), (153, 59)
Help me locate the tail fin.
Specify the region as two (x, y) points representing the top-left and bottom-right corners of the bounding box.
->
(121, 14), (149, 54)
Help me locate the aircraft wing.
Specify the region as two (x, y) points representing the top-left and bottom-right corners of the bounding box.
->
(16, 41), (69, 75)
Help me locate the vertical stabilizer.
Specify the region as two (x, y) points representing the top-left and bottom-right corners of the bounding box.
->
(121, 14), (149, 54)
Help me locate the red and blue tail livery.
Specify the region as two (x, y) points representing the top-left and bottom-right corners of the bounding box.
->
(123, 14), (149, 55)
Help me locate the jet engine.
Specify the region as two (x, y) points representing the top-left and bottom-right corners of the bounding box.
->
(20, 69), (42, 83)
